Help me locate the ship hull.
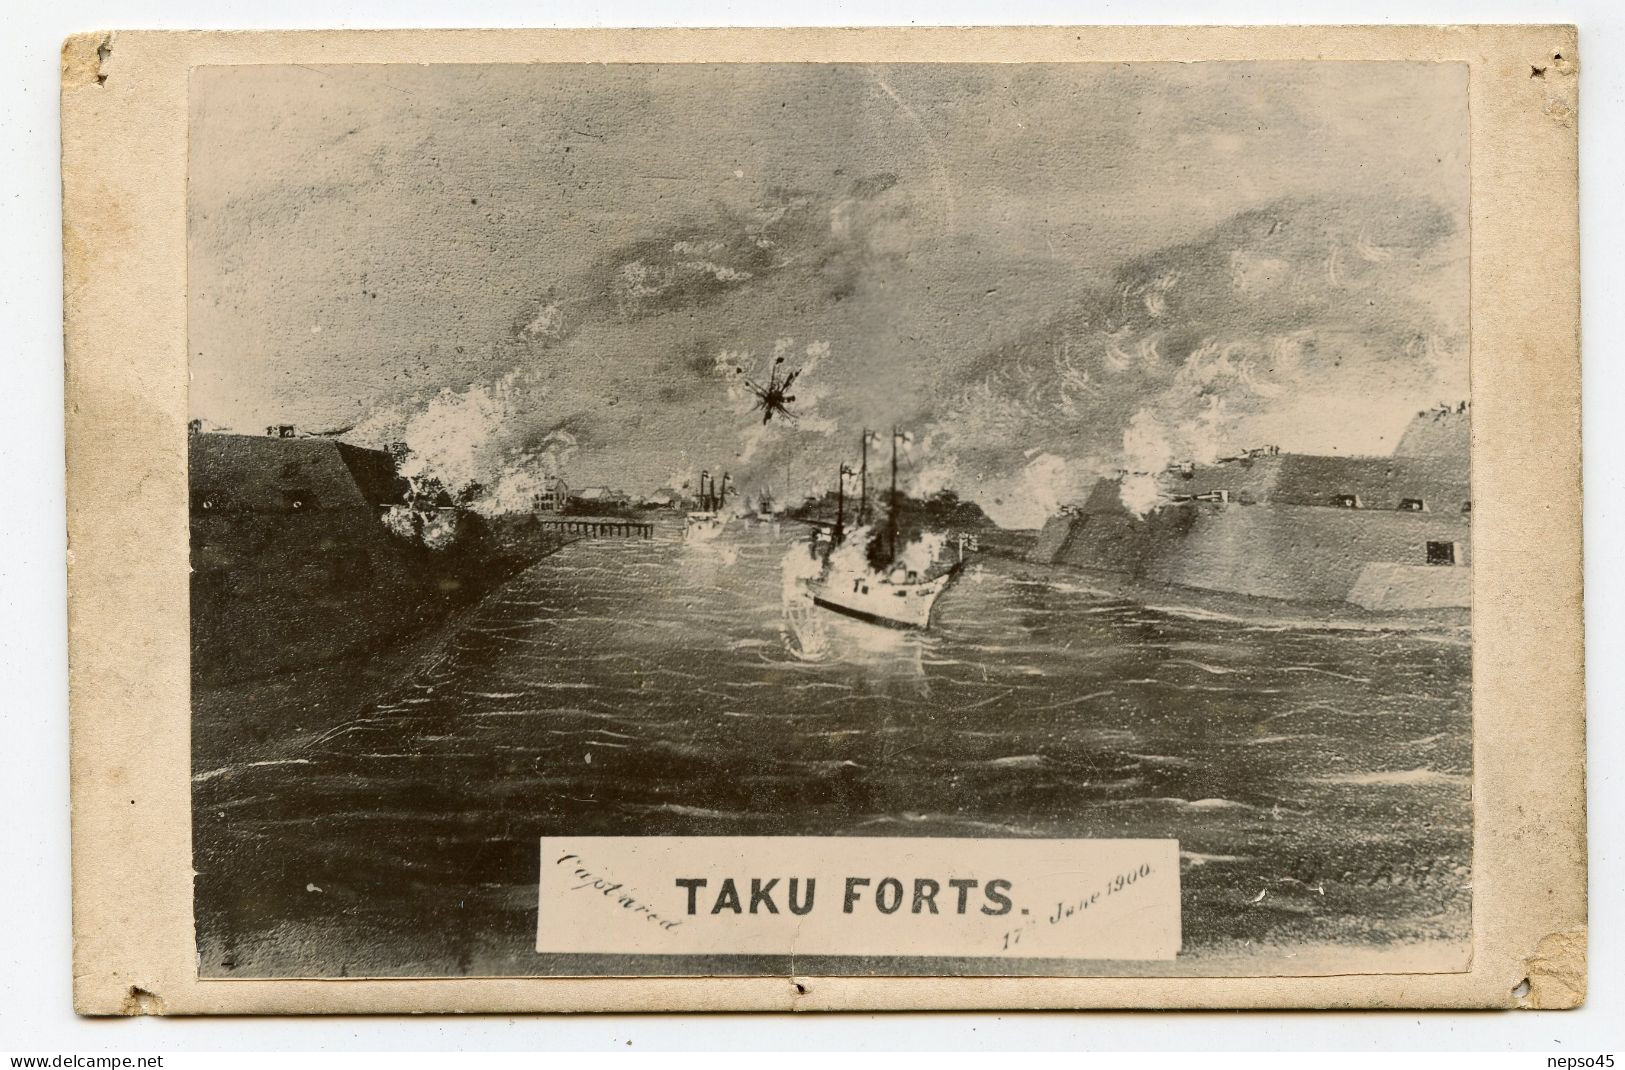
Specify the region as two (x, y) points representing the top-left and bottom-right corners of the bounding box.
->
(806, 562), (963, 630)
(810, 594), (922, 630)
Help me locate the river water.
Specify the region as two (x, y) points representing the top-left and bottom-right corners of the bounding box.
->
(193, 518), (1471, 978)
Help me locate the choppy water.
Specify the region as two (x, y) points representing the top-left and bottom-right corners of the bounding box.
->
(194, 518), (1471, 977)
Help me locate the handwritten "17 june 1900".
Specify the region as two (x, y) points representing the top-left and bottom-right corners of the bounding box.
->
(999, 862), (1157, 953)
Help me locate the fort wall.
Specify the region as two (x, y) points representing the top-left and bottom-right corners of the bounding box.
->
(1159, 454), (1468, 512)
(1147, 502), (1467, 602)
(1347, 562), (1472, 611)
(1395, 407), (1471, 458)
(1045, 496), (1468, 604)
(190, 435), (515, 684)
(1033, 409), (1472, 612)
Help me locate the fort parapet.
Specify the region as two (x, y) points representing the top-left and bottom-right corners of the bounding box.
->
(1030, 409), (1471, 616)
(189, 434), (553, 683)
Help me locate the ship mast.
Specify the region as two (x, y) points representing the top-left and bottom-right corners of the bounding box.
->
(889, 427), (900, 563)
(859, 429), (871, 525)
(834, 463), (853, 544)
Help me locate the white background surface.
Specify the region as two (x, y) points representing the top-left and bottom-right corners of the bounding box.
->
(1, 0), (1618, 1052)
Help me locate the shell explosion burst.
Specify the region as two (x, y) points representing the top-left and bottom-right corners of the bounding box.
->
(737, 356), (801, 425)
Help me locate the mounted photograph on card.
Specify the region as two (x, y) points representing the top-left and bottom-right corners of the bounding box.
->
(63, 26), (1583, 1013)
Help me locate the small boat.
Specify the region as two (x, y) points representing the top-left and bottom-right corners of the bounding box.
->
(744, 489), (781, 526)
(683, 469), (731, 543)
(804, 428), (966, 630)
(683, 510), (725, 542)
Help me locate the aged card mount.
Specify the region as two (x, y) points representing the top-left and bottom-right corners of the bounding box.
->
(62, 26), (1583, 1014)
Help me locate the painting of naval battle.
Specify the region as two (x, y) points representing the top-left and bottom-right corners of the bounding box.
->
(188, 61), (1473, 978)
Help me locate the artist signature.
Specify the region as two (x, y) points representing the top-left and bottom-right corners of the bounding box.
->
(999, 862), (1155, 952)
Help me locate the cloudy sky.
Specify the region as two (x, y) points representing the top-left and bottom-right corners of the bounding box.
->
(189, 62), (1468, 525)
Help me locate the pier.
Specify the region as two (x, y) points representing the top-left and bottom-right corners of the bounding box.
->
(531, 516), (655, 539)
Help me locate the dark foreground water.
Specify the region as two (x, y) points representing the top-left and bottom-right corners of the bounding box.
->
(194, 518), (1471, 978)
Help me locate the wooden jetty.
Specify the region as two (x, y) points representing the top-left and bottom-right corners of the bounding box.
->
(531, 516), (654, 539)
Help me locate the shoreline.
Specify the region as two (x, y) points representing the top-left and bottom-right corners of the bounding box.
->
(979, 554), (1471, 633)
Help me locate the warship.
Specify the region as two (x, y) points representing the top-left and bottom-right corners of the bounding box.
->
(683, 469), (731, 543)
(805, 429), (966, 630)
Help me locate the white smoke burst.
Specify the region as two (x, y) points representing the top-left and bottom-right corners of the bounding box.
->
(480, 430), (579, 516)
(348, 369), (567, 518)
(922, 319), (1309, 523)
(823, 523), (877, 578)
(895, 530), (948, 575)
(810, 523), (951, 581)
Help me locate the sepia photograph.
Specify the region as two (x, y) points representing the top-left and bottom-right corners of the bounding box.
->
(181, 59), (1479, 980)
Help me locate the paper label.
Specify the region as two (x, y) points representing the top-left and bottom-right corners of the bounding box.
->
(537, 836), (1181, 960)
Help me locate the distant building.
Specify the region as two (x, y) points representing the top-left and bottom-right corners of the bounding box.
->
(536, 476), (568, 512)
(188, 417), (231, 436)
(571, 487), (632, 509)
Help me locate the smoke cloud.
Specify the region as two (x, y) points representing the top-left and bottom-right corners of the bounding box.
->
(347, 370), (578, 517)
(344, 192), (1464, 531)
(910, 194), (1467, 525)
